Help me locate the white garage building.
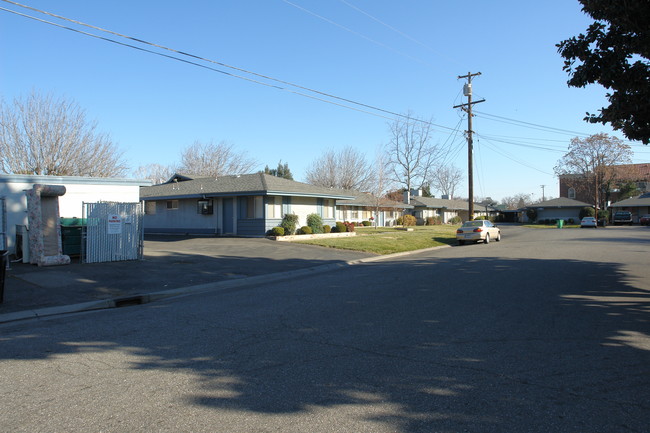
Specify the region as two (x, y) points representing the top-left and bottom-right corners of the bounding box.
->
(0, 174), (151, 254)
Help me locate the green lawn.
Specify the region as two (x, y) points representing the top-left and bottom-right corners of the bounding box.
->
(293, 225), (460, 255)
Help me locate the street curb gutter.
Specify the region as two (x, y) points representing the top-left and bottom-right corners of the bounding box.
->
(0, 244), (451, 324)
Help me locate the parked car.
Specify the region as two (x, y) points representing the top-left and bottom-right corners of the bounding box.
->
(456, 220), (501, 245)
(640, 215), (650, 226)
(580, 217), (597, 228)
(613, 211), (633, 225)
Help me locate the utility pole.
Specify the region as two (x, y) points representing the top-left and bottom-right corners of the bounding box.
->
(540, 185), (546, 202)
(454, 72), (485, 220)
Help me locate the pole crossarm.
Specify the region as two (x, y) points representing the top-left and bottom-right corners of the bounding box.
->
(453, 99), (486, 110)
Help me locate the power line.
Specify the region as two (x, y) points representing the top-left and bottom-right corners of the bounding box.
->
(474, 111), (593, 137)
(282, 0), (438, 69)
(337, 0), (462, 66)
(0, 0), (457, 132)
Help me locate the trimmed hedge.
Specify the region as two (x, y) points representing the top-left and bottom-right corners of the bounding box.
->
(269, 226), (284, 236)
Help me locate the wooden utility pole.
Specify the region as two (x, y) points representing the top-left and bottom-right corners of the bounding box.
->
(454, 72), (485, 220)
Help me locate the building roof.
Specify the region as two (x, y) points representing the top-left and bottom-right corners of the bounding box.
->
(610, 192), (650, 208)
(527, 197), (593, 208)
(0, 174), (151, 187)
(336, 191), (414, 209)
(559, 163), (650, 181)
(410, 196), (489, 211)
(140, 173), (355, 200)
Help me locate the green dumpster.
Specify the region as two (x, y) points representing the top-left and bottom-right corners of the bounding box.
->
(60, 218), (85, 257)
(557, 219), (564, 229)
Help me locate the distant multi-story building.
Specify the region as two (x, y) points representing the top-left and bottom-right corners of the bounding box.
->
(558, 163), (650, 206)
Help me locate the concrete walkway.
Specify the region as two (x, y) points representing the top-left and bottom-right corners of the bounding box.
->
(0, 235), (377, 323)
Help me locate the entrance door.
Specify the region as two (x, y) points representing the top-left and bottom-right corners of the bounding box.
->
(222, 198), (234, 234)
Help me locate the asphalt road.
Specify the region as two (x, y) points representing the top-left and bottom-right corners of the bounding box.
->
(1, 226), (649, 432)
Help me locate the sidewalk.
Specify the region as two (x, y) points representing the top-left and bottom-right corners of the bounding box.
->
(1, 236), (375, 322)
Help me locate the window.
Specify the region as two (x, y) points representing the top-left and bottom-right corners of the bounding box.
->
(145, 201), (156, 215)
(166, 200), (179, 210)
(267, 196), (276, 219)
(323, 199), (332, 218)
(568, 188), (576, 199)
(246, 196), (264, 219)
(197, 199), (213, 215)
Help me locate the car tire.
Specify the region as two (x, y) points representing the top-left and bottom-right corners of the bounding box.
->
(458, 240), (465, 245)
(484, 233), (490, 244)
(496, 232), (501, 241)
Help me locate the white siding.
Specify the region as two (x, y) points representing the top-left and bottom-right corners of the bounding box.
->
(0, 175), (149, 254)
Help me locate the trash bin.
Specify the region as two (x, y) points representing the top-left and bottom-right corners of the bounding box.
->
(0, 250), (7, 304)
(557, 219), (564, 229)
(60, 218), (84, 257)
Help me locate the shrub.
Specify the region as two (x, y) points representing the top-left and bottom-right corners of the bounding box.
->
(306, 213), (323, 234)
(361, 220), (371, 227)
(269, 227), (284, 236)
(579, 206), (595, 219)
(323, 224), (331, 233)
(568, 218), (575, 224)
(449, 216), (462, 225)
(402, 215), (416, 226)
(344, 222), (356, 232)
(280, 213), (299, 235)
(331, 221), (347, 233)
(395, 216), (403, 226)
(299, 226), (312, 235)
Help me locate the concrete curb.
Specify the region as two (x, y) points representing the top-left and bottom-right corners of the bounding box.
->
(0, 244), (451, 324)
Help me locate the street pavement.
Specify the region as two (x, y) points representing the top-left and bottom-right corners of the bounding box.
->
(0, 235), (376, 321)
(1, 225), (648, 432)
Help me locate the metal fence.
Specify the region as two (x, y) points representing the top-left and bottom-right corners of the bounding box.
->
(0, 197), (6, 251)
(82, 202), (144, 263)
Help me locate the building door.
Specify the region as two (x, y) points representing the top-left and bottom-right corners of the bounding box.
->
(222, 198), (234, 234)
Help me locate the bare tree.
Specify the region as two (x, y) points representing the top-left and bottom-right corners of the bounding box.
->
(386, 112), (439, 198)
(304, 145), (373, 191)
(554, 133), (633, 210)
(179, 140), (257, 177)
(133, 163), (176, 185)
(501, 193), (532, 210)
(0, 91), (127, 177)
(429, 165), (463, 198)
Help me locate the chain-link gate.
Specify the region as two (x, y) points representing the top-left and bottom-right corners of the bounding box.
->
(82, 202), (144, 263)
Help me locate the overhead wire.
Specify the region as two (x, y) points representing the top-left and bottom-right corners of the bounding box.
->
(0, 0), (457, 133)
(282, 0), (438, 70)
(337, 0), (463, 66)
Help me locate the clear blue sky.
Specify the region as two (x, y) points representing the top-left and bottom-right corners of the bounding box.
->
(2, 0), (649, 202)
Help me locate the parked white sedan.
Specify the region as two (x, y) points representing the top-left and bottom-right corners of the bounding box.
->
(456, 220), (501, 245)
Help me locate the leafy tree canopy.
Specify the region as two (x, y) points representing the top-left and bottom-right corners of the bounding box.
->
(263, 160), (293, 180)
(557, 0), (650, 144)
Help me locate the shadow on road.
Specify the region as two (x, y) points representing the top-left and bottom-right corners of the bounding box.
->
(1, 256), (649, 432)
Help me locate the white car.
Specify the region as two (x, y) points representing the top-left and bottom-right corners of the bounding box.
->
(456, 220), (501, 245)
(580, 217), (597, 228)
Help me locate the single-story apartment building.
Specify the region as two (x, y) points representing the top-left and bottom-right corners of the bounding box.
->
(139, 173), (355, 236)
(610, 192), (650, 223)
(408, 194), (494, 223)
(522, 197), (593, 223)
(0, 174), (150, 254)
(335, 191), (413, 226)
